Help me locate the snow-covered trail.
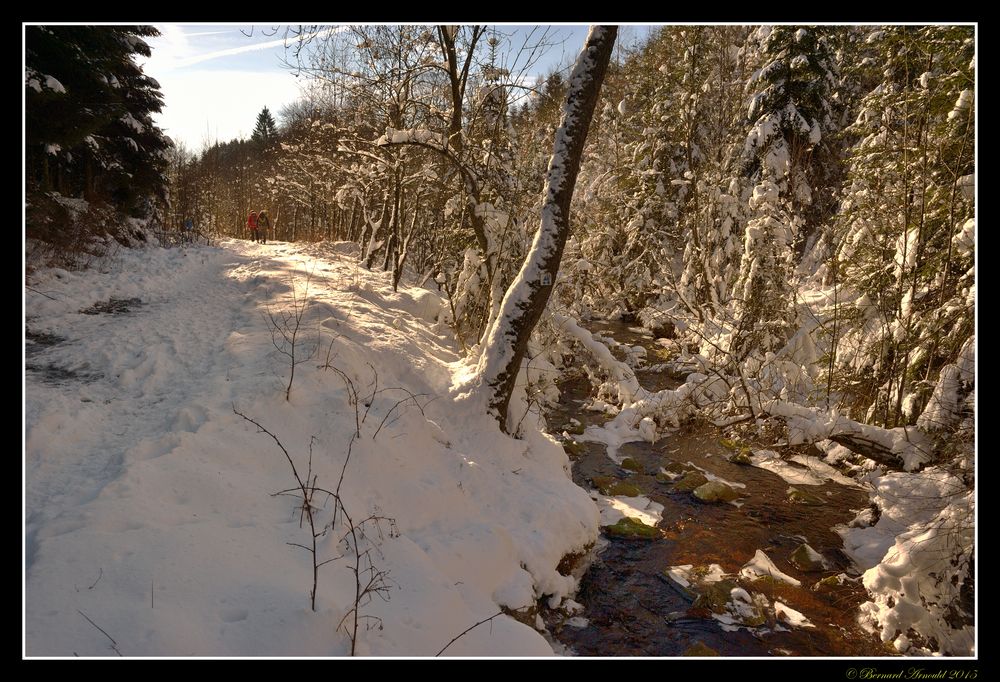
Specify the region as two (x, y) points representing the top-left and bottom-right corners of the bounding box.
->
(22, 242), (321, 656)
(25, 239), (596, 657)
(26, 245), (260, 571)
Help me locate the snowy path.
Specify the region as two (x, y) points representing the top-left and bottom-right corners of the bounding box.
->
(26, 246), (259, 570)
(25, 239), (595, 657)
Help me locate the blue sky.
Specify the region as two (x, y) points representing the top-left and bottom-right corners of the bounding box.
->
(142, 24), (654, 151)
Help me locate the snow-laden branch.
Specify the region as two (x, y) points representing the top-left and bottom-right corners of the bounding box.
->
(761, 400), (933, 471)
(551, 313), (644, 403)
(550, 313), (704, 430)
(762, 334), (974, 471)
(552, 311), (948, 471)
(374, 127), (446, 148)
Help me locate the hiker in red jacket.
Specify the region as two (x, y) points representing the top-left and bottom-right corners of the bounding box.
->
(247, 210), (258, 242)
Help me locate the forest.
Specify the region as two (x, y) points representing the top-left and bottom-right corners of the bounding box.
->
(25, 24), (975, 659)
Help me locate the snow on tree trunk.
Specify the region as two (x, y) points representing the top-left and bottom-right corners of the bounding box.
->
(468, 25), (617, 431)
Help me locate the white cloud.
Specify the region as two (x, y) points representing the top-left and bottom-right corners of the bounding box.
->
(143, 24), (196, 74)
(141, 25), (347, 150)
(146, 25), (343, 73)
(179, 30), (230, 37)
(169, 34), (299, 69)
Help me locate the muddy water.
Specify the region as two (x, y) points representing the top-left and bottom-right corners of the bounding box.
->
(544, 321), (889, 657)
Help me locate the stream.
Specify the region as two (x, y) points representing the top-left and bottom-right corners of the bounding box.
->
(542, 320), (891, 657)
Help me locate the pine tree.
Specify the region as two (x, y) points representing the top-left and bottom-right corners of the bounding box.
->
(26, 25), (170, 215)
(730, 26), (839, 358)
(251, 107), (279, 147)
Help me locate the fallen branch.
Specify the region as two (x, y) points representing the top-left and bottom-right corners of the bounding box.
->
(763, 399), (934, 471)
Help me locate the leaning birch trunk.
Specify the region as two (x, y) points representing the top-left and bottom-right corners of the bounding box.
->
(471, 25), (617, 431)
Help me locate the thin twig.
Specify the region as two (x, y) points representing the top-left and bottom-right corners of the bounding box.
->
(77, 610), (122, 656)
(88, 567), (103, 590)
(363, 362), (379, 424)
(372, 392), (429, 439)
(436, 610), (504, 656)
(26, 285), (59, 301)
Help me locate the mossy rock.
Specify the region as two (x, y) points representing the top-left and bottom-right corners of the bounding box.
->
(789, 544), (827, 572)
(620, 457), (643, 473)
(729, 451), (753, 465)
(662, 460), (692, 475)
(591, 475), (641, 497)
(692, 579), (738, 613)
(652, 347), (678, 362)
(750, 575), (785, 590)
(563, 422), (586, 435)
(693, 480), (741, 503)
(682, 641), (719, 657)
(655, 471), (675, 484)
(812, 573), (852, 597)
(719, 438), (741, 451)
(882, 641), (904, 655)
(739, 606), (768, 628)
(606, 481), (642, 497)
(688, 565), (717, 581)
(563, 440), (585, 458)
(724, 589), (771, 627)
(814, 574), (843, 590)
(591, 475), (615, 491)
(602, 516), (660, 540)
(787, 487), (826, 506)
(673, 471), (709, 492)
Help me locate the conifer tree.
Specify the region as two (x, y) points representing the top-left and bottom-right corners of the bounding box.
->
(26, 25), (170, 215)
(730, 26), (839, 358)
(251, 106), (279, 147)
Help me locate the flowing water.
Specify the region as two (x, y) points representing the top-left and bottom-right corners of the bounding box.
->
(543, 321), (890, 657)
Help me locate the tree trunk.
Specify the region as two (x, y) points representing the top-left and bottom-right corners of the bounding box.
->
(394, 202), (420, 291)
(382, 177), (401, 272)
(470, 25), (617, 431)
(365, 186), (393, 269)
(347, 199), (359, 243)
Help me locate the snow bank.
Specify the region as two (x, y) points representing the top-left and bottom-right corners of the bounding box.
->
(837, 467), (974, 655)
(25, 239), (598, 656)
